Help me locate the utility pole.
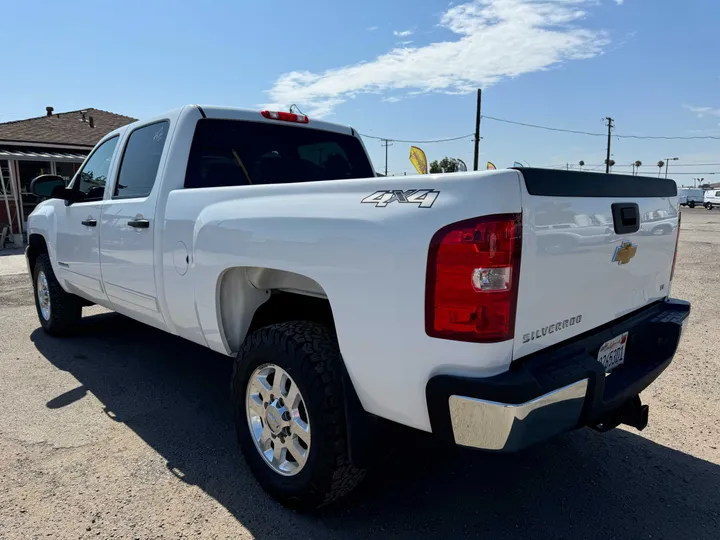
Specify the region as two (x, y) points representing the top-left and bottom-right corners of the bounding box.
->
(664, 157), (678, 179)
(604, 117), (614, 174)
(473, 89), (482, 171)
(381, 139), (393, 176)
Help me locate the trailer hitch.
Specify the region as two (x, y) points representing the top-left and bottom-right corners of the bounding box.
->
(592, 395), (649, 433)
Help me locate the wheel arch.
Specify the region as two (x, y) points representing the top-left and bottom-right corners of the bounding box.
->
(27, 233), (49, 275)
(216, 266), (336, 355)
(217, 267), (376, 468)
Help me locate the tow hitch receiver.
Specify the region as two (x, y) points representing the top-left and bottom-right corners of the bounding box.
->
(592, 395), (649, 433)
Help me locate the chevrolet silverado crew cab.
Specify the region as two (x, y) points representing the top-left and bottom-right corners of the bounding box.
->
(26, 105), (690, 510)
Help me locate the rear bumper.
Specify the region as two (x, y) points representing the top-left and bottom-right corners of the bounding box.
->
(426, 298), (690, 452)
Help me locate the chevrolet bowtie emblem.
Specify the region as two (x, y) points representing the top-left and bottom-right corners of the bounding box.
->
(612, 241), (637, 265)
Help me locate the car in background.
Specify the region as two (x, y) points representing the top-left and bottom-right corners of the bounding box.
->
(704, 189), (720, 210)
(678, 188), (705, 208)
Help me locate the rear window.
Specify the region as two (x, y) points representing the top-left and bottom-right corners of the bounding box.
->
(184, 119), (374, 189)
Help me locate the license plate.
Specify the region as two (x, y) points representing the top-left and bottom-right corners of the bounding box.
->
(597, 332), (628, 372)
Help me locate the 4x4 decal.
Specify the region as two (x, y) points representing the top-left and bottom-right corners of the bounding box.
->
(361, 189), (439, 208)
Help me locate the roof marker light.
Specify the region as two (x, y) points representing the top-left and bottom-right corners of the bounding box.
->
(260, 110), (309, 124)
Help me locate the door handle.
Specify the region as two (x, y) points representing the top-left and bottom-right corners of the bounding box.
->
(128, 219), (150, 229)
(81, 219), (97, 227)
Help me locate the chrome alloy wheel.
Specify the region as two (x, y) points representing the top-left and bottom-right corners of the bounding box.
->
(246, 364), (311, 476)
(37, 271), (51, 321)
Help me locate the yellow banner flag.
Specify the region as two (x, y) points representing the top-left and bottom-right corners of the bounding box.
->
(487, 161), (497, 170)
(409, 146), (428, 175)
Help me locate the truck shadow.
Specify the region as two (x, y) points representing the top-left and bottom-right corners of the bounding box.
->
(31, 312), (719, 540)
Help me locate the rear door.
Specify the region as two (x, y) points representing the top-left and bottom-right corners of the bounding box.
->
(99, 120), (170, 327)
(513, 169), (678, 359)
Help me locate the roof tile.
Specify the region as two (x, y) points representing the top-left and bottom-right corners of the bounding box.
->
(0, 108), (137, 147)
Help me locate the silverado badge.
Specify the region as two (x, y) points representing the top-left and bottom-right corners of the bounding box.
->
(612, 241), (637, 265)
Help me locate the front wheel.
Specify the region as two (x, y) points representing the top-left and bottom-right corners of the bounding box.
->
(32, 254), (82, 336)
(231, 321), (365, 510)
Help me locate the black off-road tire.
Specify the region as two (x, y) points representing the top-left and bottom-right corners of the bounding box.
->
(231, 321), (366, 510)
(688, 201), (695, 209)
(32, 254), (82, 336)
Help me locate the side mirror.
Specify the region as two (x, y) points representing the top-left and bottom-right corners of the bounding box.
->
(31, 175), (66, 198)
(30, 174), (76, 202)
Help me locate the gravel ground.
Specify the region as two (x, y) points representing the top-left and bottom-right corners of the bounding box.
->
(0, 209), (718, 539)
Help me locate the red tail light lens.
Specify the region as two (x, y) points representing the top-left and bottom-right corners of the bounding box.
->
(670, 212), (681, 281)
(426, 214), (522, 343)
(260, 110), (309, 124)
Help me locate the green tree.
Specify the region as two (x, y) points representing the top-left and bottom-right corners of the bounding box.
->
(634, 160), (642, 176)
(657, 160), (665, 177)
(429, 157), (461, 173)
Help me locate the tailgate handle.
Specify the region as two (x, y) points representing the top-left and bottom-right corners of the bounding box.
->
(611, 203), (640, 234)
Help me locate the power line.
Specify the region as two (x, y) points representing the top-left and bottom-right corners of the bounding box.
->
(359, 132), (473, 144)
(360, 116), (720, 144)
(482, 115), (606, 137)
(481, 115), (720, 140)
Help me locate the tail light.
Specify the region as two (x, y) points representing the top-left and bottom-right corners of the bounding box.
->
(670, 212), (681, 281)
(260, 110), (309, 124)
(426, 214), (522, 343)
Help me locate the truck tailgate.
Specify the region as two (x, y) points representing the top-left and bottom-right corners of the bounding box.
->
(513, 168), (678, 359)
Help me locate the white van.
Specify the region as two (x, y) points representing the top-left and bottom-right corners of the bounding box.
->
(704, 189), (720, 210)
(678, 188), (705, 208)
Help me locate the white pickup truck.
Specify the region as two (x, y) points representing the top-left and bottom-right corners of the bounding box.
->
(26, 105), (690, 510)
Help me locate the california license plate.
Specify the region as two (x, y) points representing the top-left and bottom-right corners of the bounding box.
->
(597, 332), (628, 372)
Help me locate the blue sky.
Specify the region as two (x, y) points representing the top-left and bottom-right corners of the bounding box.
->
(1, 0), (718, 185)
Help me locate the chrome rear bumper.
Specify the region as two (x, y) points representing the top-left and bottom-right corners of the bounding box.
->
(448, 380), (588, 451)
(426, 299), (691, 452)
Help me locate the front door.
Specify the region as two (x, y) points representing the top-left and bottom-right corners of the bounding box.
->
(99, 120), (170, 328)
(55, 135), (120, 303)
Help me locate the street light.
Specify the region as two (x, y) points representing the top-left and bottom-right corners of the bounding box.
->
(664, 157), (678, 179)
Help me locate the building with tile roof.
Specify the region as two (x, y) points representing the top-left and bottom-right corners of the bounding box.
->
(0, 107), (136, 245)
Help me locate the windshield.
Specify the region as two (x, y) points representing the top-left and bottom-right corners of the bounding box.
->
(184, 119), (374, 188)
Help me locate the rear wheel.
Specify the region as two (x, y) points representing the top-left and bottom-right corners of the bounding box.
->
(707, 203), (714, 210)
(231, 321), (365, 510)
(688, 201), (695, 208)
(32, 254), (82, 336)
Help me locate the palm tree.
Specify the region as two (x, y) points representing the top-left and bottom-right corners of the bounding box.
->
(657, 160), (665, 177)
(578, 160), (585, 170)
(634, 160), (642, 176)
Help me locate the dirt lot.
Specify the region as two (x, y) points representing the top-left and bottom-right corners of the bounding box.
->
(0, 209), (718, 539)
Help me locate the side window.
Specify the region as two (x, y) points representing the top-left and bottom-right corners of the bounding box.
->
(75, 136), (119, 200)
(716, 191), (720, 197)
(114, 121), (169, 199)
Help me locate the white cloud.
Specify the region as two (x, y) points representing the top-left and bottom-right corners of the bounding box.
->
(382, 97), (402, 103)
(398, 40), (414, 45)
(683, 104), (720, 118)
(393, 29), (414, 37)
(265, 0), (609, 117)
(367, 26), (378, 31)
(615, 0), (624, 5)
